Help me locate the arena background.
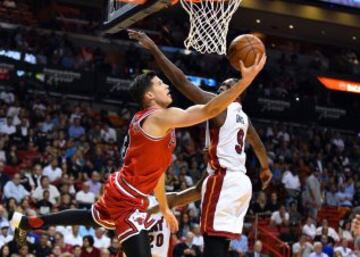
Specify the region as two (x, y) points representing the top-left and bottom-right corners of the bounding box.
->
(0, 0), (358, 257)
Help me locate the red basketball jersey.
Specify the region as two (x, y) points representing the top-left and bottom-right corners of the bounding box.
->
(120, 107), (176, 195)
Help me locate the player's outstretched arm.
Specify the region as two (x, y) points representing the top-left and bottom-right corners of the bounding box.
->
(128, 30), (215, 104)
(154, 173), (179, 232)
(247, 120), (272, 190)
(150, 54), (266, 132)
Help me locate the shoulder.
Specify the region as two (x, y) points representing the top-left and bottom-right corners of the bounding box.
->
(147, 108), (177, 120)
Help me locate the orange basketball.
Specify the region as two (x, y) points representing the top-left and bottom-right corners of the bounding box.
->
(227, 34), (265, 71)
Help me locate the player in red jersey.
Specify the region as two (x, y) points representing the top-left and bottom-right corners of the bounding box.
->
(129, 30), (272, 257)
(11, 55), (265, 257)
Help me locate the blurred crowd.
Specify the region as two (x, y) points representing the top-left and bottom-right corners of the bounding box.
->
(0, 9), (358, 257)
(0, 85), (356, 257)
(0, 27), (359, 112)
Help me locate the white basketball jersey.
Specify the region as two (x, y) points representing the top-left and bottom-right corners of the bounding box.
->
(147, 197), (171, 257)
(206, 102), (249, 174)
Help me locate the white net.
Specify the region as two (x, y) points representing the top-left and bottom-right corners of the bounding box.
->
(180, 0), (242, 55)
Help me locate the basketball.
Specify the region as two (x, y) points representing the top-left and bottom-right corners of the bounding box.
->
(227, 34), (266, 71)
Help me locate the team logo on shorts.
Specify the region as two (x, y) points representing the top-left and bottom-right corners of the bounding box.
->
(134, 217), (144, 225)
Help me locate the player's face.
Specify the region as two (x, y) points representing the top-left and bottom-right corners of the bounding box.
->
(147, 76), (173, 107)
(217, 78), (237, 94)
(218, 78), (244, 102)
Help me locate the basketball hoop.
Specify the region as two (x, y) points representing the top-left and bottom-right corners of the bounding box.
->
(180, 0), (243, 55)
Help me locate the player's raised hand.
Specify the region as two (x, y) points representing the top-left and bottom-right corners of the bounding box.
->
(351, 214), (360, 236)
(239, 54), (266, 83)
(260, 168), (272, 190)
(128, 30), (156, 50)
(163, 208), (179, 233)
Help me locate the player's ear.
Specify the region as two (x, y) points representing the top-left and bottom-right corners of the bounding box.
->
(144, 90), (155, 102)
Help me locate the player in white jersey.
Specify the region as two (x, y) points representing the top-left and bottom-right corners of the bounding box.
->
(147, 196), (171, 257)
(129, 31), (272, 257)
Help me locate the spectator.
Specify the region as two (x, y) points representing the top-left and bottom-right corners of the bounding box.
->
(93, 228), (110, 249)
(73, 245), (82, 257)
(324, 184), (339, 207)
(53, 232), (73, 254)
(0, 223), (12, 249)
(24, 164), (43, 190)
(58, 193), (72, 210)
(75, 183), (96, 209)
(43, 159), (62, 183)
(32, 176), (60, 205)
(267, 192), (280, 212)
(108, 238), (120, 256)
(302, 170), (321, 219)
(338, 221), (353, 242)
(36, 190), (53, 215)
(303, 217), (317, 240)
(316, 220), (340, 242)
(281, 165), (301, 198)
(191, 224), (203, 252)
(3, 174), (29, 203)
(289, 202), (302, 225)
(321, 235), (334, 257)
(0, 162), (9, 192)
(100, 124), (117, 143)
(41, 115), (55, 133)
(336, 185), (352, 207)
(0, 90), (14, 104)
(0, 244), (10, 257)
(33, 234), (52, 257)
(245, 240), (268, 257)
(18, 245), (30, 257)
(179, 167), (193, 187)
(0, 206), (9, 229)
(64, 226), (83, 246)
(292, 234), (313, 257)
(229, 233), (248, 257)
(80, 235), (100, 257)
(270, 205), (289, 227)
(51, 245), (62, 257)
(86, 172), (102, 196)
(68, 118), (85, 139)
(334, 239), (353, 257)
(173, 232), (201, 257)
(0, 117), (15, 135)
(309, 242), (328, 257)
(178, 213), (193, 238)
(332, 133), (345, 151)
(251, 191), (271, 217)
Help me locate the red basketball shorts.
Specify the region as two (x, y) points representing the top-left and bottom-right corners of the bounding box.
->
(91, 172), (157, 243)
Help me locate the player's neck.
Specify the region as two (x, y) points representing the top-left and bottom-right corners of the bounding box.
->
(143, 102), (165, 110)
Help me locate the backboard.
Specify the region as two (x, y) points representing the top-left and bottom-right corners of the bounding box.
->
(102, 0), (173, 34)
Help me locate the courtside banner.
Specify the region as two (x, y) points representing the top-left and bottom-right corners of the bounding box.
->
(318, 76), (360, 94)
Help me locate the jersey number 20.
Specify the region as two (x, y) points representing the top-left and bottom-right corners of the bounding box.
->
(149, 233), (164, 248)
(235, 129), (244, 154)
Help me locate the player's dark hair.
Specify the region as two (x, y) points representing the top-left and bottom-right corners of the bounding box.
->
(129, 71), (157, 105)
(219, 78), (239, 89)
(217, 78), (246, 102)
